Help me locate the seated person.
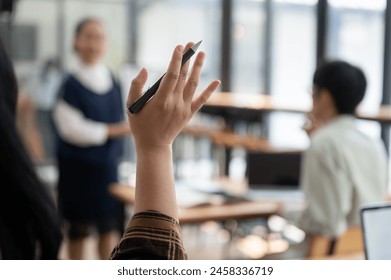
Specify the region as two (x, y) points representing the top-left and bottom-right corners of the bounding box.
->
(284, 61), (388, 240)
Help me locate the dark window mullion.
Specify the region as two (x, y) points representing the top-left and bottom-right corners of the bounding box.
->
(316, 0), (328, 66)
(264, 0), (273, 95)
(381, 1), (391, 152)
(221, 0), (232, 92)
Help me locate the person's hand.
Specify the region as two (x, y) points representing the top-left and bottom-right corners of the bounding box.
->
(107, 122), (131, 139)
(125, 43), (220, 219)
(126, 43), (221, 151)
(302, 112), (323, 137)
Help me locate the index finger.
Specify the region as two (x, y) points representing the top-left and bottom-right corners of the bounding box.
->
(155, 45), (183, 101)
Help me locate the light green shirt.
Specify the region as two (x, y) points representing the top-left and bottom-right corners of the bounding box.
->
(287, 115), (388, 237)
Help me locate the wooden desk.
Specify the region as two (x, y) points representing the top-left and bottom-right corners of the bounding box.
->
(203, 92), (391, 123)
(307, 253), (364, 260)
(109, 181), (283, 225)
(178, 200), (279, 224)
(357, 106), (391, 124)
(204, 92), (309, 114)
(198, 93), (308, 175)
(197, 92), (391, 175)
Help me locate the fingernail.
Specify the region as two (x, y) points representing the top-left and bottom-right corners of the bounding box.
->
(139, 67), (147, 76)
(177, 45), (184, 52)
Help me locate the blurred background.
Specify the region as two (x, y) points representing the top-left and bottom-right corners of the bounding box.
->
(1, 0), (388, 160)
(0, 0), (390, 259)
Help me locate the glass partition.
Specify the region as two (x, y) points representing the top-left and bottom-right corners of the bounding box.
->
(269, 0), (318, 148)
(136, 0), (221, 89)
(327, 0), (386, 137)
(231, 0), (266, 93)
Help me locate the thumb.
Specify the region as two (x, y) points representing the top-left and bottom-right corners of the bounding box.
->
(126, 68), (148, 108)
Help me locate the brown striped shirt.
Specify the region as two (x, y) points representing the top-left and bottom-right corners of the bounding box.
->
(110, 210), (187, 260)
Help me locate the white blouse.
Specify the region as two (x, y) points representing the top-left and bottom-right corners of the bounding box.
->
(53, 59), (114, 147)
(71, 59), (113, 94)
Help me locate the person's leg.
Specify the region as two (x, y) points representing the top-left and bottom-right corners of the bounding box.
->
(68, 238), (85, 260)
(67, 222), (90, 259)
(98, 231), (120, 259)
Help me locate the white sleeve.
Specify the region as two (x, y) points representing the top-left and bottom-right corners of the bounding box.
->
(53, 100), (108, 147)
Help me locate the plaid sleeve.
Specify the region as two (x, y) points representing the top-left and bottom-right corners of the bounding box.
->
(110, 210), (188, 260)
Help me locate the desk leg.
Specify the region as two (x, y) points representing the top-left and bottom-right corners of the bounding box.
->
(381, 123), (390, 154)
(222, 219), (241, 259)
(211, 144), (230, 178)
(224, 147), (231, 176)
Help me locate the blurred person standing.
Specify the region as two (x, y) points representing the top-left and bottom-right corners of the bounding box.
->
(53, 18), (131, 260)
(35, 58), (64, 160)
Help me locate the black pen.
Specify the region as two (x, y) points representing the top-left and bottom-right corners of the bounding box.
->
(128, 41), (202, 114)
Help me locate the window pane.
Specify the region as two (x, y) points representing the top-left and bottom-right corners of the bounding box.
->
(11, 0), (58, 81)
(231, 0), (266, 93)
(327, 0), (386, 137)
(271, 0), (317, 100)
(137, 0), (221, 89)
(327, 0), (385, 111)
(269, 0), (317, 148)
(9, 0), (60, 164)
(63, 0), (129, 70)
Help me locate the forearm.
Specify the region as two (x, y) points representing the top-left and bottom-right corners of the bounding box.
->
(107, 122), (131, 139)
(54, 101), (108, 146)
(133, 144), (178, 221)
(128, 43), (220, 223)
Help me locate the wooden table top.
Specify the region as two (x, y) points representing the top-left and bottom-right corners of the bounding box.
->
(205, 92), (310, 113)
(178, 200), (280, 224)
(204, 92), (391, 124)
(307, 252), (364, 260)
(357, 106), (391, 123)
(109, 180), (284, 225)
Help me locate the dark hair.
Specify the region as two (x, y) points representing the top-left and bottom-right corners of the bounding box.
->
(73, 17), (101, 52)
(313, 60), (367, 115)
(75, 17), (100, 38)
(0, 38), (62, 259)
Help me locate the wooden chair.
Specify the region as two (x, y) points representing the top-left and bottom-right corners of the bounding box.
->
(307, 226), (363, 258)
